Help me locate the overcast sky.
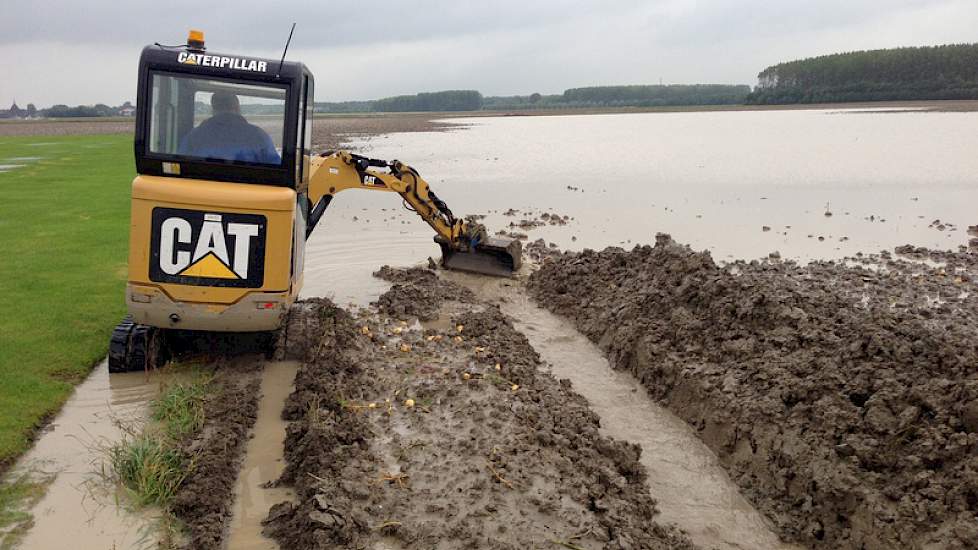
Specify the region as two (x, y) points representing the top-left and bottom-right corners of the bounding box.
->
(1, 0), (976, 107)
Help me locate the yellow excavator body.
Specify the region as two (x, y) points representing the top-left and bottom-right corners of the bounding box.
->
(126, 176), (300, 332)
(109, 32), (521, 372)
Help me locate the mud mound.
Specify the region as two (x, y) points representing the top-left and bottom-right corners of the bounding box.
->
(525, 238), (565, 263)
(263, 300), (379, 548)
(263, 280), (696, 549)
(170, 357), (262, 550)
(372, 265), (475, 320)
(528, 235), (978, 549)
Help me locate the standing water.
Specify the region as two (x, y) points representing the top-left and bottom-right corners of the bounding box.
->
(308, 108), (978, 300)
(226, 360), (299, 550)
(443, 271), (800, 550)
(8, 362), (165, 549)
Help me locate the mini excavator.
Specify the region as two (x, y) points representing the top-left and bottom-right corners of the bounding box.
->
(109, 31), (521, 372)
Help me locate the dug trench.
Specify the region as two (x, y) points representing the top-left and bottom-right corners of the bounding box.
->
(260, 270), (698, 549)
(527, 235), (978, 549)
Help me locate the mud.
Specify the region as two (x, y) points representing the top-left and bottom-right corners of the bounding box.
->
(372, 265), (475, 321)
(311, 114), (460, 151)
(442, 269), (798, 550)
(528, 235), (978, 549)
(170, 356), (263, 550)
(263, 271), (697, 549)
(226, 360), (299, 550)
(0, 119), (134, 136)
(525, 238), (565, 263)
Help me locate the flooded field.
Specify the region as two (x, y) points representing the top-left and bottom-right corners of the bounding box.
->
(6, 108), (977, 549)
(307, 107), (978, 301)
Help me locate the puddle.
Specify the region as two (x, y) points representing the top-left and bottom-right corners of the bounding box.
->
(6, 361), (167, 549)
(444, 270), (800, 550)
(225, 360), (299, 550)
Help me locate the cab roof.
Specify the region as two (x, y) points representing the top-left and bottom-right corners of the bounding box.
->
(138, 44), (309, 83)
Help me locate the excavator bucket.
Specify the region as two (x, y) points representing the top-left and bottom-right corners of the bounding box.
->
(437, 236), (523, 277)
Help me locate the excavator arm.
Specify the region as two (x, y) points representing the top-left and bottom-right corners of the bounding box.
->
(305, 151), (522, 277)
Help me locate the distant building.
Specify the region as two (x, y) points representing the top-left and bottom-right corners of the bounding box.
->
(0, 101), (26, 119)
(118, 101), (136, 117)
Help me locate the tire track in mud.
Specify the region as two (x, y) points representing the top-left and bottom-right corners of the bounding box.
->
(170, 355), (263, 550)
(226, 359), (299, 550)
(441, 270), (798, 550)
(263, 275), (696, 549)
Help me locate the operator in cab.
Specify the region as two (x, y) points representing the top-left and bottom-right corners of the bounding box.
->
(178, 91), (281, 165)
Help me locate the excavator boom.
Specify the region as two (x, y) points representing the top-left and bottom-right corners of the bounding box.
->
(307, 151), (522, 277)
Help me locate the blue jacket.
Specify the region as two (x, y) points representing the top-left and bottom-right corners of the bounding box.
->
(178, 113), (281, 165)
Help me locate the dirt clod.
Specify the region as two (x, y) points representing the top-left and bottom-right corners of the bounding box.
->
(372, 265), (475, 321)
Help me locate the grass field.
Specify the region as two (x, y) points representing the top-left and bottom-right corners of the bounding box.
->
(0, 134), (132, 467)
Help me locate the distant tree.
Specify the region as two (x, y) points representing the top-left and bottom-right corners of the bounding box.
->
(562, 84), (750, 106)
(373, 90), (483, 112)
(748, 43), (978, 104)
(26, 103), (36, 117)
(43, 104), (104, 118)
(529, 92), (542, 103)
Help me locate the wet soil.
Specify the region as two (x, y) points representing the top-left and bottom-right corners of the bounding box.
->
(0, 119), (134, 136)
(263, 271), (697, 549)
(310, 114), (460, 151)
(225, 360), (299, 550)
(441, 269), (797, 550)
(527, 235), (978, 549)
(170, 356), (263, 550)
(372, 265), (475, 321)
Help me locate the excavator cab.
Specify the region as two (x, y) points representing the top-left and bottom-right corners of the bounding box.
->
(110, 31), (520, 373)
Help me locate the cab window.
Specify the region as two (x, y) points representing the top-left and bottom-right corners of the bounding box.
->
(148, 73), (287, 166)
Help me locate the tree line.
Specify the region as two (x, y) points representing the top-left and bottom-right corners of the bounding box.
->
(748, 43), (978, 104)
(315, 85), (749, 113)
(35, 102), (134, 118)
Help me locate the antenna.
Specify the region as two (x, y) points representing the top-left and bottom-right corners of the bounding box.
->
(276, 23), (297, 78)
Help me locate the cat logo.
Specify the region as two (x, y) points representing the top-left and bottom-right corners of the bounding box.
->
(149, 208), (266, 288)
(361, 174), (385, 187)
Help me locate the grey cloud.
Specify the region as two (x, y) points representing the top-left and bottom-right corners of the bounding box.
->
(1, 0), (975, 106)
(0, 0), (643, 49)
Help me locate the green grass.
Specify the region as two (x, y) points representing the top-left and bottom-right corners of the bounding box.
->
(0, 473), (48, 528)
(109, 435), (189, 508)
(109, 372), (210, 508)
(0, 134), (132, 466)
(0, 471), (53, 549)
(151, 374), (211, 439)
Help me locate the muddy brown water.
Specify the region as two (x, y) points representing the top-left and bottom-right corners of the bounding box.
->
(225, 360), (298, 550)
(442, 270), (800, 550)
(7, 361), (167, 549)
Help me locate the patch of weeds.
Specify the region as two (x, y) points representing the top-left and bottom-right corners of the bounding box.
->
(152, 374), (211, 439)
(108, 434), (192, 507)
(108, 371), (211, 508)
